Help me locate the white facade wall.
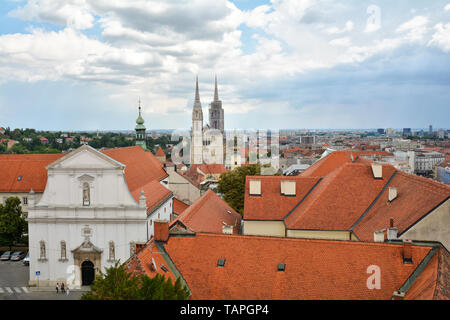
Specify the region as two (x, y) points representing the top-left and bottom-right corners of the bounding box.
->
(27, 146), (153, 288)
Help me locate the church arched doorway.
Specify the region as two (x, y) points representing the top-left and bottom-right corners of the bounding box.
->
(81, 260), (95, 286)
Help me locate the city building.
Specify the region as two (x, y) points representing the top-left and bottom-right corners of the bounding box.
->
(242, 151), (450, 250)
(190, 77), (225, 165)
(27, 145), (173, 288)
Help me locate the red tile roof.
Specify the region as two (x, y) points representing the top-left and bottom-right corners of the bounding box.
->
(301, 150), (370, 178)
(285, 163), (397, 230)
(182, 164), (228, 188)
(173, 198), (189, 216)
(0, 153), (64, 192)
(102, 146), (168, 192)
(126, 240), (177, 283)
(403, 247), (449, 300)
(155, 146), (165, 157)
(130, 180), (172, 214)
(244, 176), (321, 221)
(159, 234), (436, 299)
(352, 172), (450, 241)
(171, 190), (241, 234)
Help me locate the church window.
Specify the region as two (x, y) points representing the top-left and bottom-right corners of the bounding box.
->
(82, 182), (90, 206)
(23, 197), (28, 205)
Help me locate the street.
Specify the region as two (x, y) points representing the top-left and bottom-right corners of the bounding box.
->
(0, 260), (83, 300)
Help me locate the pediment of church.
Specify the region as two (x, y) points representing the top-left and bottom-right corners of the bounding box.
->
(72, 240), (103, 254)
(47, 145), (125, 170)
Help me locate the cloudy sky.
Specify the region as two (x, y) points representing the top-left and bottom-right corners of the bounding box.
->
(0, 0), (449, 131)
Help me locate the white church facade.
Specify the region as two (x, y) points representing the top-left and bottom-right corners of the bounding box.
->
(27, 143), (173, 288)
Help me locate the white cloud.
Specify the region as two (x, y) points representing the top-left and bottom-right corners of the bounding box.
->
(445, 4), (450, 11)
(428, 23), (450, 52)
(325, 21), (353, 35)
(396, 16), (429, 41)
(9, 0), (94, 30)
(329, 37), (351, 47)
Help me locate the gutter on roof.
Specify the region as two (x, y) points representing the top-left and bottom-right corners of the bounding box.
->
(154, 241), (192, 298)
(393, 246), (439, 299)
(350, 170), (398, 232)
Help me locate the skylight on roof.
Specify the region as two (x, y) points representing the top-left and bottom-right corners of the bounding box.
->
(17, 176), (22, 181)
(160, 265), (168, 272)
(217, 258), (226, 267)
(277, 263), (286, 272)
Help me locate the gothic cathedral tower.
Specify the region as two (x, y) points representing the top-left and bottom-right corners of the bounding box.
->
(191, 77), (203, 164)
(209, 75), (224, 134)
(135, 99), (147, 150)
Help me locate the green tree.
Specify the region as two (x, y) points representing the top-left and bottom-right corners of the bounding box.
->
(218, 164), (262, 215)
(0, 197), (27, 249)
(81, 261), (190, 300)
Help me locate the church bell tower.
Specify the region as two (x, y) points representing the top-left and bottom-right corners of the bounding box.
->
(191, 76), (203, 164)
(135, 98), (147, 150)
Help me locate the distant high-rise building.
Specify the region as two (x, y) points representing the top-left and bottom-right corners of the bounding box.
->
(438, 129), (445, 139)
(403, 128), (412, 136)
(377, 128), (385, 135)
(429, 125), (433, 136)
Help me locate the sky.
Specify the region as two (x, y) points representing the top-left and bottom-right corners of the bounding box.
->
(0, 0), (449, 131)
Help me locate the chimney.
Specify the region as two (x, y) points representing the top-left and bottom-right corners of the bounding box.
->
(153, 220), (170, 242)
(387, 218), (398, 240)
(402, 240), (413, 264)
(388, 187), (397, 202)
(374, 230), (385, 242)
(392, 291), (405, 300)
(371, 163), (383, 179)
(139, 190), (147, 209)
(281, 180), (296, 196)
(249, 179), (261, 196)
(222, 224), (233, 235)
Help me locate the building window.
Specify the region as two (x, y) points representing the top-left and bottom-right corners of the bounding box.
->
(59, 241), (67, 262)
(22, 197), (28, 205)
(108, 241), (115, 262)
(82, 182), (90, 206)
(39, 241), (47, 262)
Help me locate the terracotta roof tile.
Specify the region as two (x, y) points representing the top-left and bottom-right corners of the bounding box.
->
(285, 163), (396, 230)
(173, 198), (189, 216)
(301, 150), (370, 178)
(155, 147), (165, 157)
(171, 190), (241, 234)
(0, 153), (64, 192)
(352, 172), (450, 241)
(102, 146), (168, 192)
(130, 180), (172, 214)
(244, 176), (321, 221)
(161, 234), (434, 299)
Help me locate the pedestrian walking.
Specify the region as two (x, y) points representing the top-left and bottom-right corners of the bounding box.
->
(56, 283), (59, 294)
(66, 287), (70, 296)
(61, 282), (65, 293)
